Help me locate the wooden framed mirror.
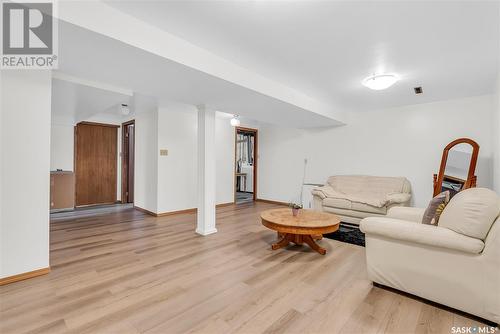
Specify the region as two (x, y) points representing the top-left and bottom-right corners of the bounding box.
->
(433, 138), (479, 197)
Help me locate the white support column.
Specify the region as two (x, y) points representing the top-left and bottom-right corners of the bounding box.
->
(196, 105), (217, 235)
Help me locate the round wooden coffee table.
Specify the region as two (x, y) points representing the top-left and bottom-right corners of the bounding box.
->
(261, 208), (340, 255)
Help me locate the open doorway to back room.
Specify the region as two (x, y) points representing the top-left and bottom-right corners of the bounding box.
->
(121, 120), (135, 204)
(234, 127), (257, 204)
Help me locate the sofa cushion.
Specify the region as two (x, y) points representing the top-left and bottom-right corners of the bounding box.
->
(323, 197), (351, 210)
(422, 191), (450, 225)
(323, 207), (385, 219)
(322, 197), (387, 214)
(387, 207), (426, 223)
(439, 188), (500, 240)
(351, 202), (387, 215)
(360, 217), (485, 254)
(327, 175), (410, 196)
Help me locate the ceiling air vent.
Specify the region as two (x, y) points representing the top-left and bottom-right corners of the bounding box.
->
(414, 86), (423, 94)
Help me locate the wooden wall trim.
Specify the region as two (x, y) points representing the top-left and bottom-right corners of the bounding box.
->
(216, 202), (235, 208)
(134, 202), (236, 217)
(134, 206), (197, 217)
(77, 121), (120, 128)
(0, 267), (50, 286)
(133, 206), (157, 216)
(256, 198), (289, 206)
(156, 208), (197, 217)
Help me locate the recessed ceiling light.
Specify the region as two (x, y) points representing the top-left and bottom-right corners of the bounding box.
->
(362, 74), (399, 90)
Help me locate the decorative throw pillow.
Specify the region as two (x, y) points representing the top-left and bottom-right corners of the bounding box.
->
(422, 191), (450, 225)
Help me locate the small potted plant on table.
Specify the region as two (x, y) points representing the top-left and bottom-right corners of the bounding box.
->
(289, 202), (303, 217)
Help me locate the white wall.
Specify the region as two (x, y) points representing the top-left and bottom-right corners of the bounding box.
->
(258, 95), (495, 208)
(1, 71), (52, 278)
(0, 71), (3, 276)
(134, 109), (158, 213)
(494, 78), (500, 193)
(216, 115), (236, 204)
(133, 107), (258, 214)
(494, 8), (500, 193)
(157, 104), (198, 213)
(50, 124), (74, 171)
(153, 106), (237, 213)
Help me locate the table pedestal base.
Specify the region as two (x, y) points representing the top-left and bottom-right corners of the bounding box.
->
(272, 233), (326, 255)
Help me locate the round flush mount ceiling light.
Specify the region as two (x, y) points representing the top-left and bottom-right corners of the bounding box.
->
(230, 115), (241, 127)
(362, 73), (399, 90)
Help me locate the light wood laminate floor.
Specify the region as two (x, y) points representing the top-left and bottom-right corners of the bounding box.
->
(0, 202), (488, 334)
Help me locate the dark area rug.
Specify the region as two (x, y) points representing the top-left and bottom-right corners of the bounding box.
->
(324, 223), (365, 247)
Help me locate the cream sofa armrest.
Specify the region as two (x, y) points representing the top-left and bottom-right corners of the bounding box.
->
(386, 193), (411, 205)
(387, 207), (425, 223)
(311, 185), (333, 200)
(360, 217), (485, 254)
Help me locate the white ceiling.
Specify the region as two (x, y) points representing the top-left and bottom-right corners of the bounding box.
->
(52, 78), (131, 124)
(57, 21), (342, 128)
(106, 1), (500, 112)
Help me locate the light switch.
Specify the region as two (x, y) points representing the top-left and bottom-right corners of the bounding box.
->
(160, 149), (168, 156)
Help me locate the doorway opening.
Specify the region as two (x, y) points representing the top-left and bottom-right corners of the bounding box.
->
(121, 120), (135, 204)
(234, 127), (257, 204)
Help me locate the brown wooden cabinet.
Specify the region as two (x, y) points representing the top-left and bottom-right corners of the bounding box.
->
(50, 171), (75, 211)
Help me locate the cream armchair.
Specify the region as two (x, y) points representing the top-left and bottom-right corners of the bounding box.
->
(360, 188), (500, 323)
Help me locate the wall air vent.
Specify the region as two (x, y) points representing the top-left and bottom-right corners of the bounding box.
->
(414, 86), (423, 94)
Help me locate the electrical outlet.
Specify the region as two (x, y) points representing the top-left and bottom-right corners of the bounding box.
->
(160, 149), (168, 156)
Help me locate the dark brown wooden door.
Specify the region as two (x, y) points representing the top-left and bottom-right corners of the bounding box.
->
(75, 122), (118, 206)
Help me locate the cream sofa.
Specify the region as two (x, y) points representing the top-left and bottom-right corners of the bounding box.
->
(360, 188), (500, 324)
(312, 175), (412, 224)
